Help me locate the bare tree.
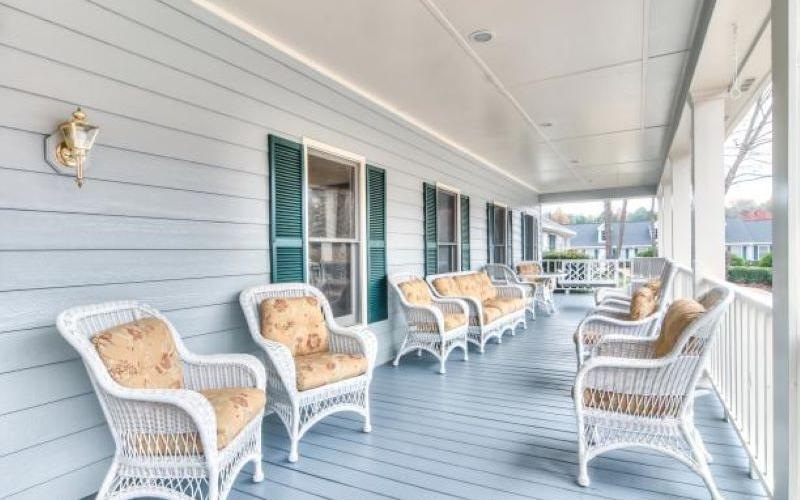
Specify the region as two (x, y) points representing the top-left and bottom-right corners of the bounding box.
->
(724, 86), (772, 193)
(616, 199), (628, 259)
(603, 200), (613, 259)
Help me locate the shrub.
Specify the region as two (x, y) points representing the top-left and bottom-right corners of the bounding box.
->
(727, 266), (772, 286)
(543, 249), (589, 260)
(636, 248), (656, 257)
(758, 252), (772, 268)
(728, 254), (746, 267)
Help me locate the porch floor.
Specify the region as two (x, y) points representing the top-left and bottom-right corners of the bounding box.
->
(233, 294), (767, 500)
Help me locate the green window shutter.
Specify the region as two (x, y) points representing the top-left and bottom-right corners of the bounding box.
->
(521, 212), (528, 260)
(423, 183), (438, 275)
(507, 210), (513, 266)
(486, 202), (495, 263)
(366, 165), (388, 323)
(268, 135), (305, 283)
(460, 194), (470, 270)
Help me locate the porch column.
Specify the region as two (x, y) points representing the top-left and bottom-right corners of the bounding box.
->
(670, 153), (692, 266)
(772, 0), (799, 498)
(690, 93), (727, 280)
(658, 180), (674, 259)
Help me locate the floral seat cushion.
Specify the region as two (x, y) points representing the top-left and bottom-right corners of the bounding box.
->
(483, 297), (524, 314)
(294, 352), (368, 391)
(442, 312), (468, 331)
(92, 317), (184, 389)
(482, 305), (503, 324)
(129, 387), (265, 455)
(259, 296), (329, 356)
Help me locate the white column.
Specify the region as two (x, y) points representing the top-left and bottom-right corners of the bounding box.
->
(671, 154), (692, 267)
(658, 180), (674, 259)
(771, 1), (799, 498)
(690, 93), (727, 281)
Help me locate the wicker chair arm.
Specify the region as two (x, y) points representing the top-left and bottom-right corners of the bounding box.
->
(431, 297), (470, 316)
(182, 353), (266, 392)
(590, 336), (658, 358)
(592, 304), (632, 317)
(103, 386), (219, 456)
(493, 284), (526, 299)
(253, 338), (298, 395)
(328, 324), (378, 368)
(599, 297), (632, 308)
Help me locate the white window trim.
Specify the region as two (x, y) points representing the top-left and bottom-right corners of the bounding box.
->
(302, 137), (368, 326)
(435, 183), (461, 271)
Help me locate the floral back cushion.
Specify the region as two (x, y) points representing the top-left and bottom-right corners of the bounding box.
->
(399, 279), (433, 305)
(475, 272), (498, 301)
(517, 262), (541, 275)
(453, 274), (482, 302)
(92, 317), (184, 389)
(259, 296), (329, 356)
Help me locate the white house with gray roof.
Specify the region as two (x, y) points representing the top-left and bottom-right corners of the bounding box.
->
(725, 218), (773, 261)
(565, 221), (655, 259)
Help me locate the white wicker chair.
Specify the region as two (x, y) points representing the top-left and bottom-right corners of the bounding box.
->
(593, 259), (676, 313)
(574, 306), (663, 368)
(482, 263), (537, 321)
(239, 283), (377, 463)
(515, 260), (559, 314)
(389, 273), (469, 374)
(595, 257), (668, 305)
(56, 301), (266, 500)
(574, 286), (734, 499)
(425, 270), (527, 353)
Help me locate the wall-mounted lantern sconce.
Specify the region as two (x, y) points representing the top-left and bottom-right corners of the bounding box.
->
(45, 107), (99, 188)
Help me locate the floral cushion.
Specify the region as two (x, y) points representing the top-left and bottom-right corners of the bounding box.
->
(453, 274), (482, 302)
(654, 299), (706, 357)
(443, 313), (468, 331)
(517, 262), (541, 275)
(643, 279), (662, 297)
(475, 272), (498, 301)
(294, 352), (368, 391)
(259, 296), (329, 356)
(399, 279), (433, 305)
(481, 305), (503, 324)
(629, 287), (657, 320)
(129, 387), (265, 455)
(432, 277), (459, 296)
(92, 317), (183, 389)
(200, 388), (265, 449)
(582, 389), (683, 418)
(483, 297), (524, 314)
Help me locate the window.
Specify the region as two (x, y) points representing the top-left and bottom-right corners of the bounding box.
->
(306, 145), (364, 325)
(436, 188), (459, 272)
(522, 213), (537, 260)
(598, 227), (608, 243)
(492, 205), (507, 264)
(548, 233), (557, 250)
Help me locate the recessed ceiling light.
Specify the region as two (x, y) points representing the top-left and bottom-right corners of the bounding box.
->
(539, 122), (553, 128)
(570, 160), (580, 164)
(469, 30), (493, 43)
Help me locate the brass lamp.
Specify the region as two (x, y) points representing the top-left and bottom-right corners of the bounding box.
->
(45, 107), (99, 187)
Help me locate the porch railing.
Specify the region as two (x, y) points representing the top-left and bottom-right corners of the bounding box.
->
(672, 264), (773, 494)
(697, 274), (774, 495)
(540, 259), (619, 290)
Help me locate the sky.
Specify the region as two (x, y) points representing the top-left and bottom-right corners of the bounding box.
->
(542, 197), (654, 217)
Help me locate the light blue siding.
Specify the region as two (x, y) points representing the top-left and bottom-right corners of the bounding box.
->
(0, 0), (537, 497)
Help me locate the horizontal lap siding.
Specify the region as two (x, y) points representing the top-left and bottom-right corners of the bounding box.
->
(0, 0), (538, 497)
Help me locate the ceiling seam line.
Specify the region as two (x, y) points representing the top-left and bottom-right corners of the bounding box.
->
(418, 0), (588, 187)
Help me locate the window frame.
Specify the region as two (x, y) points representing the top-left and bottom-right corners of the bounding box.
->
(435, 183), (461, 273)
(303, 137), (368, 326)
(489, 202), (509, 265)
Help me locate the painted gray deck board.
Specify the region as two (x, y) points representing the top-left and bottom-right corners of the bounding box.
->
(236, 294), (766, 500)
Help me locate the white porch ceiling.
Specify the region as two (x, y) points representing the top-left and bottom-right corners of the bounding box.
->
(198, 0), (704, 194)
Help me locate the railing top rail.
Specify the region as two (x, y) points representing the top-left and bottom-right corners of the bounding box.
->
(699, 274), (772, 312)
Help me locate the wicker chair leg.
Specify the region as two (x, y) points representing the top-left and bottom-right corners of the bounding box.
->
(417, 349), (422, 357)
(392, 337), (409, 367)
(363, 389), (372, 433)
(693, 426), (713, 463)
(253, 459), (265, 483)
(682, 424), (722, 500)
(288, 408), (300, 463)
(207, 465), (220, 500)
(462, 338), (469, 361)
(96, 461), (118, 499)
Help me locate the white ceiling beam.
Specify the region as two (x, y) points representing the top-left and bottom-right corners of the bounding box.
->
(538, 185), (657, 204)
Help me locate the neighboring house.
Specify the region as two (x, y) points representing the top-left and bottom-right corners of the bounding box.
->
(566, 221), (655, 259)
(726, 218), (773, 261)
(541, 217), (577, 252)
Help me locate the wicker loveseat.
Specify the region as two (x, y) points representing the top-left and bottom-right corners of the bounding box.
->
(57, 301), (266, 500)
(482, 263), (536, 320)
(389, 273), (470, 373)
(425, 270), (527, 352)
(240, 283), (377, 463)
